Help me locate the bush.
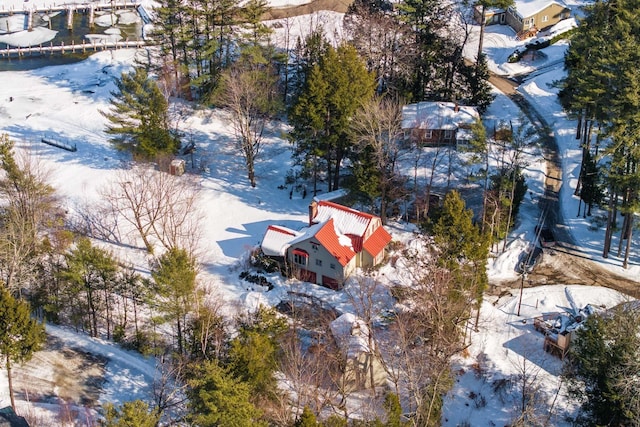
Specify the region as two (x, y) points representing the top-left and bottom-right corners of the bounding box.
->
(251, 251), (281, 274)
(113, 325), (126, 343)
(239, 271), (274, 290)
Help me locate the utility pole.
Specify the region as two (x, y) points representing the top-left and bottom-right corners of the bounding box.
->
(517, 272), (526, 316)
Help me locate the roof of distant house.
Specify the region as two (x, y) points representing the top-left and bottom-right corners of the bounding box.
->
(511, 0), (569, 18)
(401, 101), (479, 131)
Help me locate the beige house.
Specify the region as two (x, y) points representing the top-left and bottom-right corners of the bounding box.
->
(260, 200), (392, 290)
(475, 0), (571, 38)
(330, 313), (387, 392)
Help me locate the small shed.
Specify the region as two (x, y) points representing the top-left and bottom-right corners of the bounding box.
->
(169, 159), (186, 176)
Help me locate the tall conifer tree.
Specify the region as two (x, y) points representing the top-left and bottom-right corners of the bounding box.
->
(0, 287), (45, 411)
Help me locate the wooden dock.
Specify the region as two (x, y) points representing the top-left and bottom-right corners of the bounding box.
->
(0, 2), (141, 15)
(0, 39), (145, 58)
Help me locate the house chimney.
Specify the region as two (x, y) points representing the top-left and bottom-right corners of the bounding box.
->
(309, 200), (318, 226)
(454, 102), (460, 113)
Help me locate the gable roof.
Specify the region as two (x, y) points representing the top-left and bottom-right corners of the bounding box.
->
(312, 200), (374, 238)
(401, 102), (479, 131)
(314, 219), (357, 267)
(362, 225), (393, 258)
(511, 0), (569, 18)
(261, 225), (299, 257)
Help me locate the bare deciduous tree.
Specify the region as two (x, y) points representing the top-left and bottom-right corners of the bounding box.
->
(0, 135), (61, 291)
(102, 165), (203, 255)
(379, 243), (476, 426)
(350, 96), (406, 223)
(218, 56), (280, 187)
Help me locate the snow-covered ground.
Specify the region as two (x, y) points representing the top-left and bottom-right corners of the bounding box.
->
(0, 1), (638, 425)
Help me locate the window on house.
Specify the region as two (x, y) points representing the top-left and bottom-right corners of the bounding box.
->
(315, 259), (323, 266)
(425, 130), (433, 139)
(311, 243), (319, 251)
(330, 263), (336, 270)
(444, 130), (453, 139)
(294, 253), (307, 265)
(542, 15), (548, 22)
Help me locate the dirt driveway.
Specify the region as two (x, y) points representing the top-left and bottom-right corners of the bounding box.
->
(489, 74), (640, 298)
(12, 334), (107, 407)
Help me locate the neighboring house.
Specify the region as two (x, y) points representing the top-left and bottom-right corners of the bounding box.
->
(260, 200), (392, 290)
(330, 313), (387, 392)
(475, 0), (571, 38)
(401, 101), (480, 148)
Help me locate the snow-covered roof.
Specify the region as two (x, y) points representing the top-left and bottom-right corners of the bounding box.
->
(330, 313), (373, 358)
(511, 0), (569, 19)
(401, 102), (480, 131)
(260, 225), (300, 257)
(313, 200), (373, 238)
(313, 188), (348, 203)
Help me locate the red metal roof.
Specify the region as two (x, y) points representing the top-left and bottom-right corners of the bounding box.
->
(314, 219), (356, 267)
(362, 225), (392, 258)
(267, 225), (296, 236)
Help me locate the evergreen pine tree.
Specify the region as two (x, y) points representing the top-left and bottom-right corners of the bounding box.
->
(466, 54), (494, 114)
(102, 66), (180, 160)
(295, 406), (318, 426)
(289, 43), (375, 191)
(229, 306), (286, 398)
(187, 360), (266, 427)
(383, 392), (403, 427)
(151, 247), (197, 355)
(564, 306), (640, 425)
(0, 287), (45, 411)
(61, 237), (118, 338)
(101, 400), (160, 427)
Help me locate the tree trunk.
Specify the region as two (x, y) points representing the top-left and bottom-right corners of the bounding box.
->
(86, 286), (98, 338)
(104, 287), (112, 340)
(617, 189), (630, 257)
(623, 214), (633, 269)
(481, 150), (490, 233)
(133, 298), (140, 338)
(177, 315), (183, 355)
(380, 186), (388, 224)
(502, 171), (518, 252)
(477, 6), (486, 64)
(6, 355), (15, 411)
(332, 150), (344, 191)
(245, 139), (256, 188)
